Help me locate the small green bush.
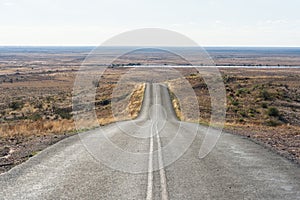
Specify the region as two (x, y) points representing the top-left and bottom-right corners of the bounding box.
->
(265, 120), (281, 126)
(267, 107), (280, 117)
(54, 107), (72, 119)
(236, 88), (249, 96)
(232, 100), (239, 106)
(35, 102), (43, 109)
(248, 108), (257, 114)
(261, 102), (268, 108)
(260, 89), (272, 100)
(239, 111), (247, 117)
(9, 101), (24, 110)
(29, 113), (42, 121)
(238, 118), (245, 122)
(229, 96), (239, 106)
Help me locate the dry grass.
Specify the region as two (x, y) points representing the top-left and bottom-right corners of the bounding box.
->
(0, 119), (74, 139)
(167, 74), (211, 123)
(167, 85), (182, 120)
(168, 68), (300, 164)
(128, 84), (146, 119)
(0, 68), (146, 139)
(97, 83), (145, 125)
(0, 66), (147, 173)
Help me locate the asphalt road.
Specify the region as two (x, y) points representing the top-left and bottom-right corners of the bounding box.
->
(0, 83), (299, 200)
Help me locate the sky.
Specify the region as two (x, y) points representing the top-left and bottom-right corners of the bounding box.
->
(0, 0), (300, 46)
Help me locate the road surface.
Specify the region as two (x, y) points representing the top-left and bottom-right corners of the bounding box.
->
(0, 83), (299, 200)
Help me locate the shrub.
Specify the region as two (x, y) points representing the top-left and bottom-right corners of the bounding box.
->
(260, 89), (272, 100)
(248, 108), (257, 114)
(54, 107), (72, 119)
(265, 120), (281, 127)
(223, 75), (235, 83)
(236, 88), (249, 96)
(239, 111), (247, 117)
(29, 113), (42, 121)
(228, 96), (239, 106)
(267, 107), (280, 117)
(9, 101), (24, 110)
(238, 118), (245, 122)
(232, 100), (239, 106)
(35, 102), (43, 109)
(261, 102), (268, 108)
(232, 108), (238, 113)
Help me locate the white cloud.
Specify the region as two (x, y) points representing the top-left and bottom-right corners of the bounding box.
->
(265, 19), (288, 24)
(2, 0), (15, 6)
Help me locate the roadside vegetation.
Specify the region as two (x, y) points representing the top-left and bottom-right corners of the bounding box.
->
(168, 68), (300, 164)
(0, 68), (145, 173)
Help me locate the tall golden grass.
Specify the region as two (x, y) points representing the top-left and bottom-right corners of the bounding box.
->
(0, 83), (145, 139)
(0, 119), (75, 139)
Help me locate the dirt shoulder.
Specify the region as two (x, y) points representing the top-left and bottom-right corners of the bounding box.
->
(0, 132), (76, 174)
(224, 124), (300, 165)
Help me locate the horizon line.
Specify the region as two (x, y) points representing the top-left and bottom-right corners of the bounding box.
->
(0, 45), (300, 48)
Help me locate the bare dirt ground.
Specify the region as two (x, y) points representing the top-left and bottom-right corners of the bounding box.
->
(0, 47), (299, 173)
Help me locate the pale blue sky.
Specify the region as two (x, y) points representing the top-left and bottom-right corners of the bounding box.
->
(0, 0), (300, 46)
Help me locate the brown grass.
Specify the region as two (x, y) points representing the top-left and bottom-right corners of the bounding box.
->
(0, 68), (146, 140)
(97, 83), (145, 125)
(168, 68), (300, 164)
(0, 119), (75, 139)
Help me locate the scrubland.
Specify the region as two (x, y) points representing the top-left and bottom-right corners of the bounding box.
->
(169, 68), (300, 164)
(1, 47), (299, 173)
